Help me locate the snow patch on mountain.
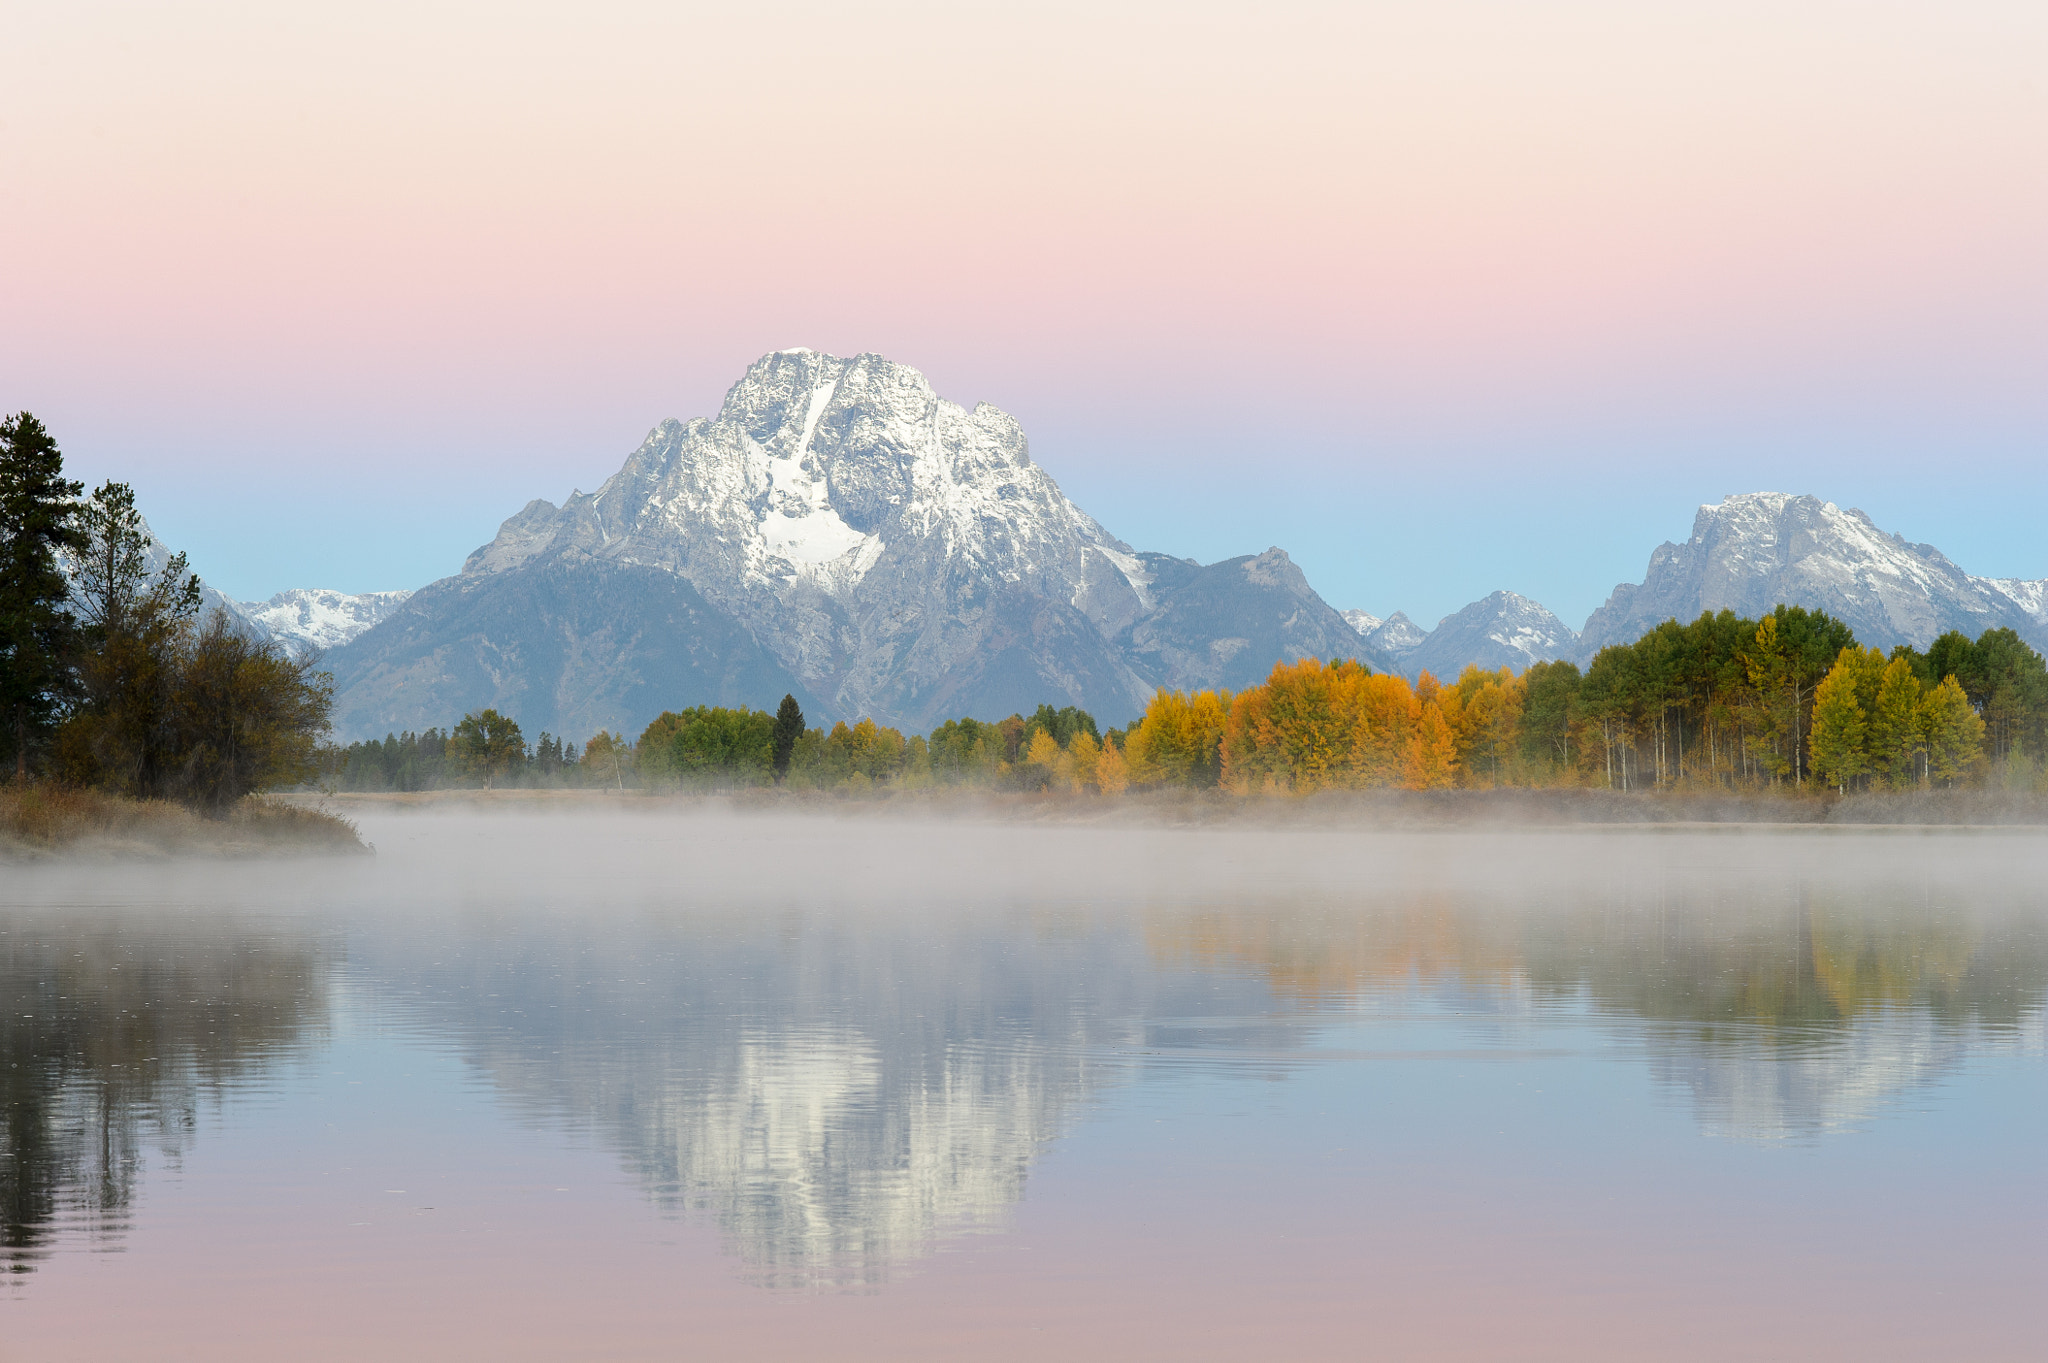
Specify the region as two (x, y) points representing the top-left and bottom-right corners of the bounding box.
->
(1361, 611), (1429, 659)
(1979, 576), (2048, 625)
(236, 588), (414, 650)
(1376, 592), (1579, 678)
(450, 350), (1163, 722)
(1580, 492), (2048, 656)
(1341, 609), (1383, 637)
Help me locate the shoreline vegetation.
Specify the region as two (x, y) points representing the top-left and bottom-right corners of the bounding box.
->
(12, 412), (2048, 840)
(321, 607), (2048, 816)
(3, 414), (351, 856)
(1, 784), (367, 859)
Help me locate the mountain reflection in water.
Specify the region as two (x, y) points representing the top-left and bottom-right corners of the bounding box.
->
(350, 907), (1174, 1288)
(1, 820), (2044, 1294)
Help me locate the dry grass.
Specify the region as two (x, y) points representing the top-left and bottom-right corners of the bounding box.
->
(1, 783), (369, 859)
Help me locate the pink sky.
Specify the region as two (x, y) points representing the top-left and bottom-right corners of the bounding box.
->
(3, 1), (2044, 620)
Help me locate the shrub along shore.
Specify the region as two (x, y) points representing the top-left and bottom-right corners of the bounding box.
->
(0, 785), (365, 859)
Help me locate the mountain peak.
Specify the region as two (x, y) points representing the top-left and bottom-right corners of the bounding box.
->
(328, 349), (1373, 736)
(1585, 490), (2042, 654)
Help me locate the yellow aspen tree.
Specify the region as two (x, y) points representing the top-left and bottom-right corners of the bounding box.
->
(1350, 673), (1419, 787)
(1808, 656), (1868, 793)
(1221, 679), (1272, 792)
(1921, 674), (1985, 787)
(1869, 656), (1925, 789)
(1093, 737), (1131, 795)
(1066, 729), (1100, 792)
(1129, 687), (1229, 786)
(1024, 727), (1063, 785)
(1403, 702), (1458, 789)
(1122, 721), (1163, 785)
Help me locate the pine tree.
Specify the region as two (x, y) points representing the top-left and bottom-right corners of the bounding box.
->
(770, 694), (804, 784)
(0, 413), (84, 779)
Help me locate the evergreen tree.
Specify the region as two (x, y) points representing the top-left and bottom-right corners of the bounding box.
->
(770, 693), (804, 783)
(59, 482), (203, 796)
(0, 413), (84, 779)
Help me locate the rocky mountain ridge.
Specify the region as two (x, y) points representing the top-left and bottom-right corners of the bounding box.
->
(1354, 493), (2048, 677)
(322, 350), (1380, 739)
(233, 587), (414, 651)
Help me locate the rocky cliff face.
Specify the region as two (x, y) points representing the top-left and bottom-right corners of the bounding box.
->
(325, 350), (1377, 738)
(1580, 493), (2048, 655)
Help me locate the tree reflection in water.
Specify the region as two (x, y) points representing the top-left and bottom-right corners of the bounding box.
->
(1147, 856), (2048, 1140)
(0, 916), (327, 1272)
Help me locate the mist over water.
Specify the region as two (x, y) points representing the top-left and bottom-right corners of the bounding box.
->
(3, 813), (2044, 1359)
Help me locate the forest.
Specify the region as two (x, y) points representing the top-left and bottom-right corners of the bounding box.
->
(1, 414), (334, 820)
(320, 606), (2048, 798)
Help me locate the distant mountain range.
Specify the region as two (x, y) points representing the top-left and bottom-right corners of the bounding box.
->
(1346, 492), (2048, 676)
(135, 354), (2044, 742)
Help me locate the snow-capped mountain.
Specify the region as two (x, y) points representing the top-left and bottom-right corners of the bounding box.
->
(1405, 592), (1579, 677)
(325, 350), (1378, 739)
(1345, 596), (1577, 679)
(234, 588), (413, 651)
(1341, 609), (1382, 636)
(1580, 492), (2048, 656)
(1358, 610), (1428, 658)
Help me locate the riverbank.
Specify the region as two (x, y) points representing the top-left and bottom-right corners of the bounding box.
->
(293, 785), (2048, 827)
(1, 784), (370, 859)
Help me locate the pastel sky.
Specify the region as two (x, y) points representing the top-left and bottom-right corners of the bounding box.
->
(4, 0), (2044, 628)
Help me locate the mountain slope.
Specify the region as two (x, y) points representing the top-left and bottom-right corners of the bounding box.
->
(1580, 493), (2048, 655)
(1402, 592), (1579, 678)
(324, 557), (818, 741)
(327, 350), (1376, 739)
(1123, 549), (1386, 692)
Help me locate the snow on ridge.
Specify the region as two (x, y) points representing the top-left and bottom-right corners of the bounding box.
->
(1978, 576), (2048, 623)
(1342, 609), (1383, 637)
(236, 587), (414, 650)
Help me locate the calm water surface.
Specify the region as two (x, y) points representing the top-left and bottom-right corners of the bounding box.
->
(2, 812), (2043, 1361)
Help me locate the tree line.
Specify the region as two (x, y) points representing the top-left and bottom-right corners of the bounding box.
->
(1, 415), (332, 810)
(323, 606), (2048, 798)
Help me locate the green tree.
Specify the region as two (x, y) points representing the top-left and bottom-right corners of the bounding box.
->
(1518, 659), (1581, 775)
(1808, 649), (1871, 792)
(1868, 655), (1926, 789)
(450, 708), (526, 789)
(581, 730), (630, 790)
(168, 611), (334, 812)
(1920, 674), (1985, 787)
(770, 694), (804, 783)
(58, 482), (203, 796)
(0, 413), (84, 778)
